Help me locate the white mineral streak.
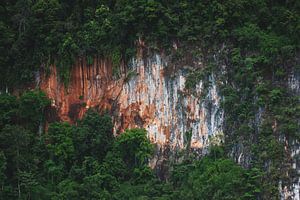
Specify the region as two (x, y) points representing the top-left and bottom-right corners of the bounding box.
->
(289, 142), (300, 200)
(40, 51), (299, 198)
(116, 55), (224, 150)
(281, 71), (300, 200)
(289, 71), (300, 94)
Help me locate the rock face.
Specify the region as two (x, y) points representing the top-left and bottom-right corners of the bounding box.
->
(39, 52), (299, 198)
(39, 54), (223, 153)
(283, 70), (300, 200)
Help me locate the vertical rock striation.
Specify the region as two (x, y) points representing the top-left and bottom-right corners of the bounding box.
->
(39, 54), (223, 154)
(282, 70), (300, 200)
(39, 53), (299, 198)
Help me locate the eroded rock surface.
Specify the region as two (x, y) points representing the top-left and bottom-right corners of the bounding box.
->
(39, 54), (223, 152)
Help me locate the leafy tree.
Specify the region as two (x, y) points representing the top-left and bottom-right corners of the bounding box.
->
(0, 125), (34, 199)
(0, 151), (7, 197)
(19, 90), (51, 132)
(0, 1), (299, 198)
(53, 179), (80, 200)
(114, 128), (153, 168)
(112, 128), (154, 182)
(46, 122), (74, 169)
(0, 94), (18, 128)
(73, 109), (114, 162)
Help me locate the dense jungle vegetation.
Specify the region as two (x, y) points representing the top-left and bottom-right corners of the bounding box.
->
(1, 0), (299, 88)
(0, 0), (299, 199)
(0, 91), (262, 199)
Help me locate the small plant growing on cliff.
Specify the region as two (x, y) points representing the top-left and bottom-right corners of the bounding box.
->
(86, 55), (93, 66)
(124, 69), (137, 83)
(184, 130), (192, 148)
(112, 49), (122, 79)
(183, 130), (192, 159)
(209, 131), (224, 146)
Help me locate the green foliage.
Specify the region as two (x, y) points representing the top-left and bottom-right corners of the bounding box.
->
(124, 69), (138, 83)
(0, 91), (273, 199)
(86, 55), (93, 66)
(0, 124), (37, 199)
(73, 109), (113, 162)
(112, 128), (154, 182)
(114, 129), (153, 167)
(0, 91), (51, 199)
(170, 2), (299, 199)
(170, 146), (263, 200)
(177, 158), (250, 200)
(1, 0), (299, 90)
(185, 70), (205, 91)
(19, 90), (51, 130)
(0, 90), (50, 131)
(54, 179), (80, 200)
(184, 130), (192, 147)
(56, 33), (79, 86)
(0, 94), (18, 128)
(112, 49), (122, 78)
(0, 0), (299, 199)
(0, 151), (7, 193)
(46, 122), (74, 166)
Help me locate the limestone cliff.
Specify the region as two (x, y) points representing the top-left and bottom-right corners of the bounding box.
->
(39, 54), (223, 153)
(38, 51), (300, 199)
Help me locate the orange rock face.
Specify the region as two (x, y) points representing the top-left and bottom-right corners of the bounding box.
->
(39, 54), (224, 151)
(40, 58), (120, 122)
